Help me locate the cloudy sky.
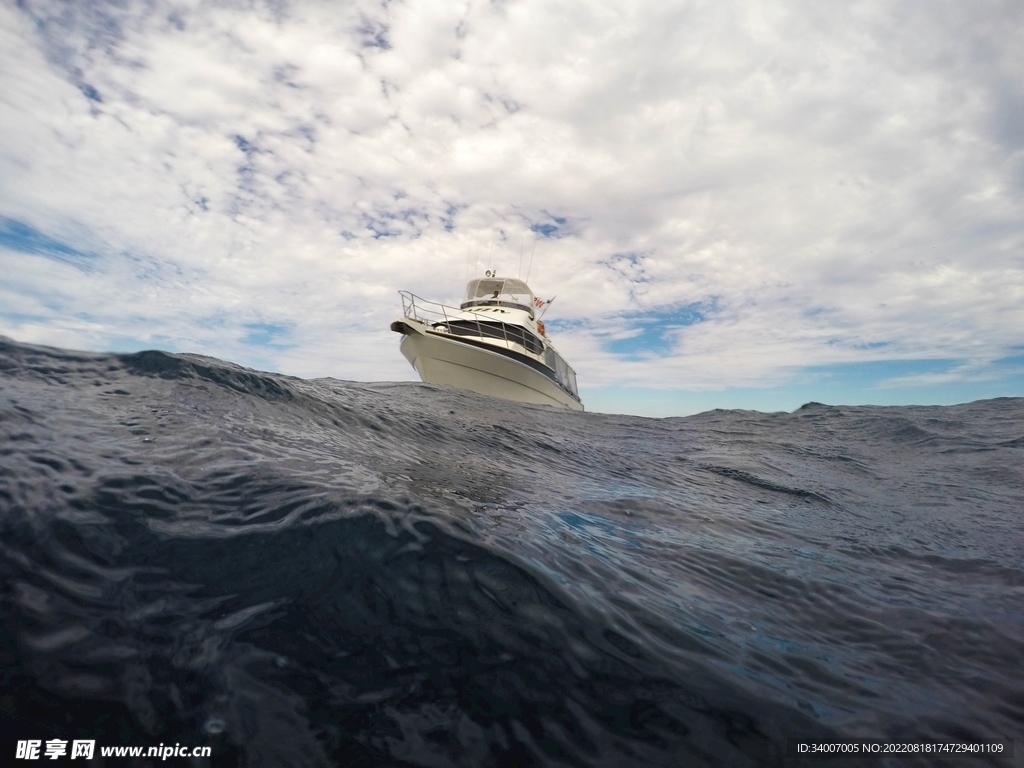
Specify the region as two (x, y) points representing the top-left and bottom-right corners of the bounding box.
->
(2, 0), (1022, 416)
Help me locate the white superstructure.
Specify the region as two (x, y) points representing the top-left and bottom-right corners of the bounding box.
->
(390, 273), (583, 410)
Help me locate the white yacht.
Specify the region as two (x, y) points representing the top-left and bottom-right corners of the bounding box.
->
(390, 272), (584, 410)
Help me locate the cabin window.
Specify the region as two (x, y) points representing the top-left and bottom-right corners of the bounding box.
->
(443, 320), (545, 355)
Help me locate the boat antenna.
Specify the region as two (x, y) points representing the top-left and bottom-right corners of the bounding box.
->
(486, 238), (494, 274)
(525, 239), (536, 283)
(518, 234), (524, 279)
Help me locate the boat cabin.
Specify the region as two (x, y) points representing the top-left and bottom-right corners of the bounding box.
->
(460, 276), (535, 318)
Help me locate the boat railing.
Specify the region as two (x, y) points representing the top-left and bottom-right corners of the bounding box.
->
(399, 290), (464, 330)
(398, 290), (580, 400)
(399, 290), (520, 349)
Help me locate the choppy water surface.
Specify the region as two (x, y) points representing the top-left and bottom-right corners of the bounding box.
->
(1, 337), (1021, 767)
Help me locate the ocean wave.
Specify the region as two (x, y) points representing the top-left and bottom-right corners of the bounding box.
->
(1, 337), (1021, 766)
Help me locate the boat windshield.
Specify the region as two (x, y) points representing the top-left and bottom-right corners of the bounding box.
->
(464, 277), (534, 309)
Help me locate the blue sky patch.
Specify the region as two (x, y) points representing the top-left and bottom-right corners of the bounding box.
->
(360, 207), (427, 239)
(766, 355), (1023, 394)
(803, 358), (955, 389)
(530, 214), (568, 238)
(601, 252), (649, 285)
(78, 82), (102, 102)
(853, 341), (890, 350)
(234, 135), (256, 154)
(358, 18), (391, 49)
(606, 303), (707, 358)
(581, 355), (1024, 417)
(542, 318), (585, 333)
(0, 217), (96, 270)
(440, 202), (462, 232)
(242, 322), (294, 349)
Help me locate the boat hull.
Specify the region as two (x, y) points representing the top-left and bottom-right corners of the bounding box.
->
(394, 320), (584, 411)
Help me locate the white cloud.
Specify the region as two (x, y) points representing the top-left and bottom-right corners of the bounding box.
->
(1, 0), (1022, 404)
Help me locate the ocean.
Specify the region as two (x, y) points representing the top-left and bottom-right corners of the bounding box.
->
(1, 337), (1021, 767)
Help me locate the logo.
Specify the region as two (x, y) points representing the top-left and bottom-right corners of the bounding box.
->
(16, 740), (95, 760)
